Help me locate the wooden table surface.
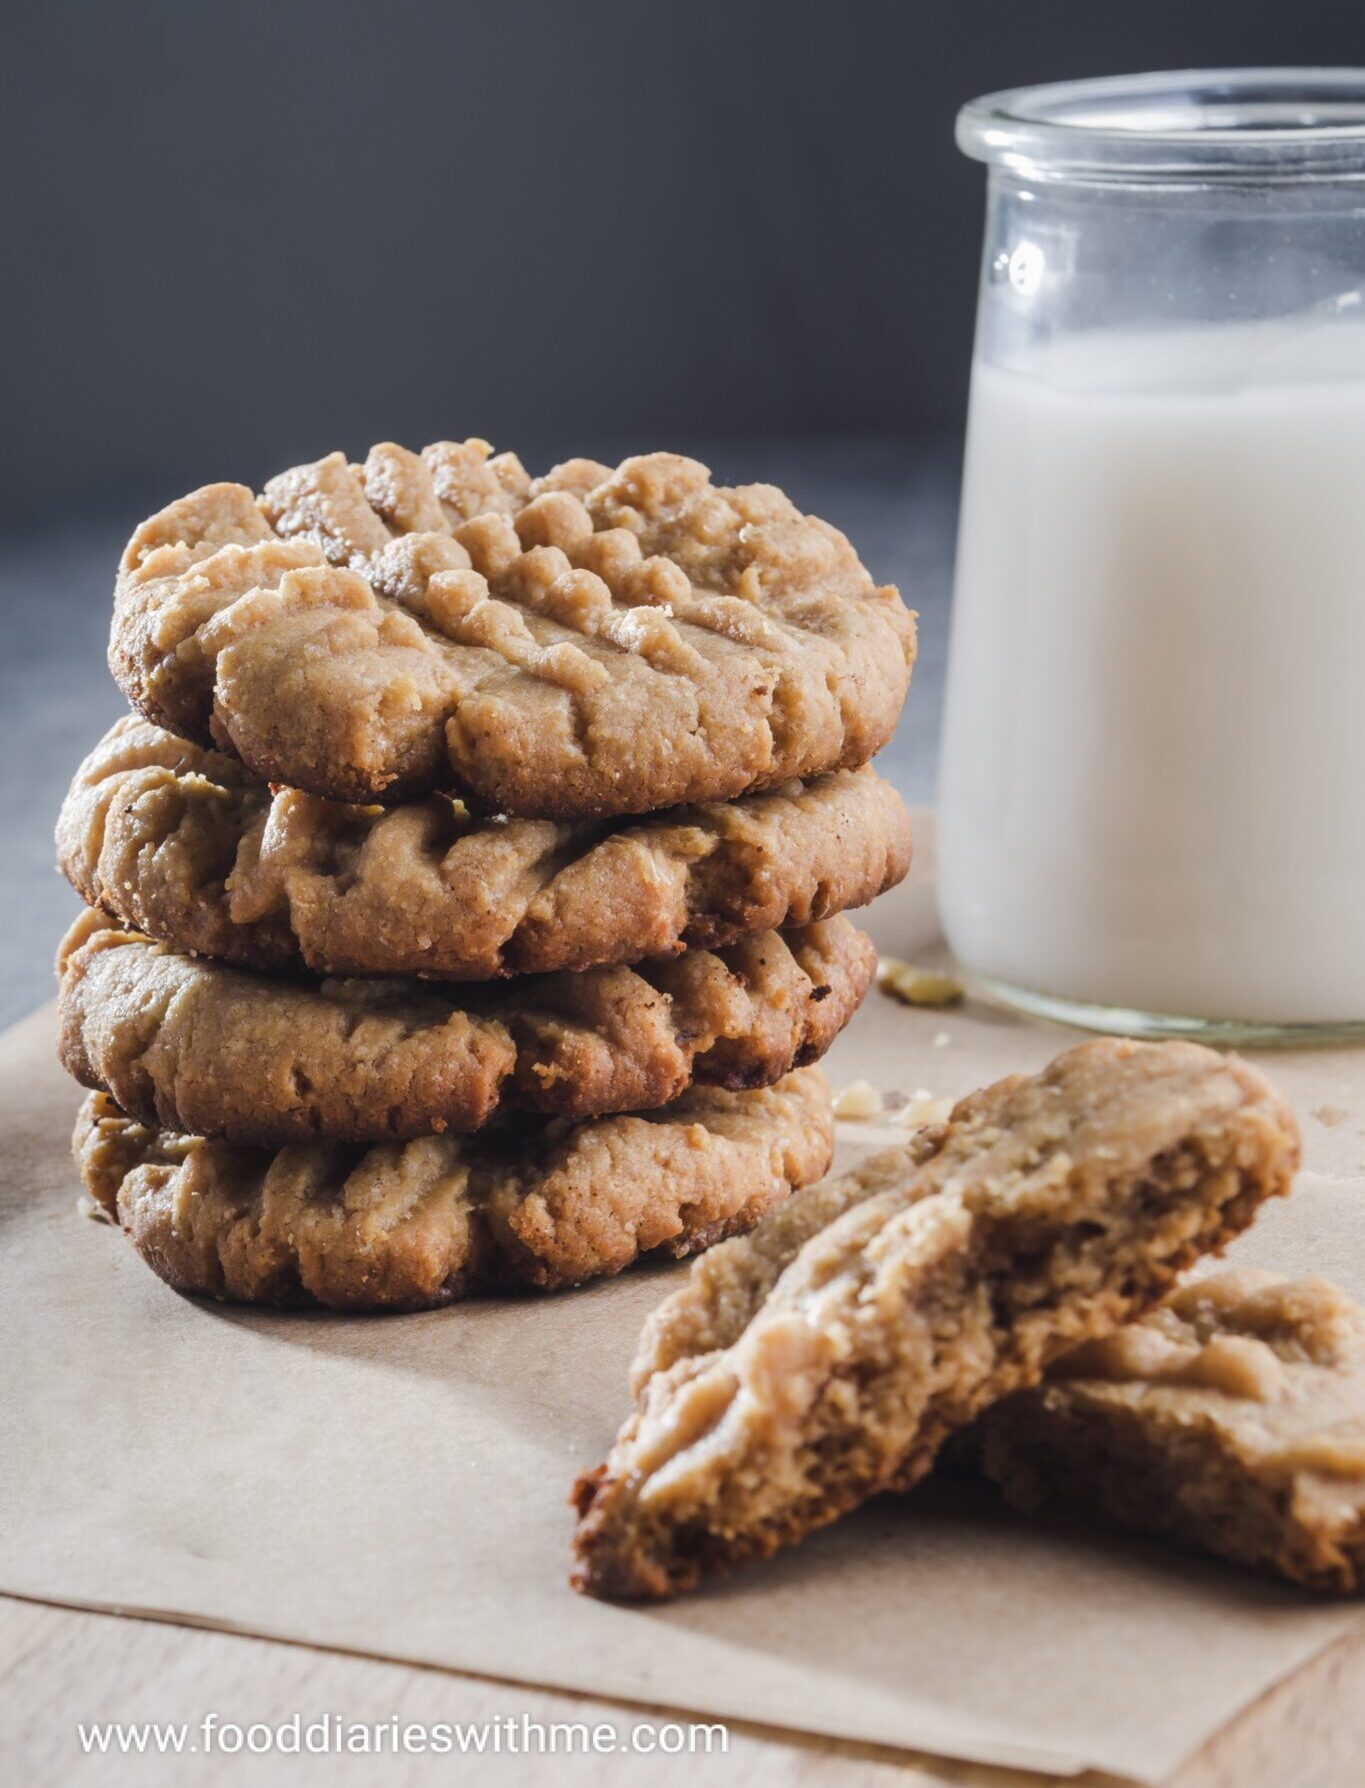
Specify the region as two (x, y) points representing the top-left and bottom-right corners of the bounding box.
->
(4, 1594), (1363, 1787)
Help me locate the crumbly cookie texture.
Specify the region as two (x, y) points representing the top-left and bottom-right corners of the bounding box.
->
(977, 1270), (1365, 1594)
(109, 443), (916, 818)
(74, 1069), (833, 1310)
(57, 717), (911, 981)
(570, 1039), (1299, 1599)
(58, 906), (872, 1144)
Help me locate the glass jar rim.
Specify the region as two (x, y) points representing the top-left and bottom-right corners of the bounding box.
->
(958, 68), (1365, 182)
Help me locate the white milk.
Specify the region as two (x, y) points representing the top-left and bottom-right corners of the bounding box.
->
(938, 318), (1365, 1024)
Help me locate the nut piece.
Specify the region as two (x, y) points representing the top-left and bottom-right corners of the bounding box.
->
(832, 1080), (884, 1121)
(896, 1088), (954, 1129)
(879, 958), (964, 1008)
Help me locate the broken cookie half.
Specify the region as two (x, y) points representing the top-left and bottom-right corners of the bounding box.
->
(978, 1268), (1365, 1594)
(571, 1038), (1299, 1599)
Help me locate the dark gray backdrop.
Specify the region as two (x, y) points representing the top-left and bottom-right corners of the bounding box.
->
(5, 1), (1363, 518)
(2, 5), (1363, 1019)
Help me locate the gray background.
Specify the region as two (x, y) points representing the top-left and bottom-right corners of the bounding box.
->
(3, 3), (1362, 1020)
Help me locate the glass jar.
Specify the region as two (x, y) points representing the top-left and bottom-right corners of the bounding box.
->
(938, 70), (1365, 1043)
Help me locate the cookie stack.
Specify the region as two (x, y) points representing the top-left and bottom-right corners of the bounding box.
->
(55, 442), (916, 1310)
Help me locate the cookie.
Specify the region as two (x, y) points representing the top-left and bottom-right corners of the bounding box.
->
(977, 1270), (1365, 1594)
(57, 716), (912, 981)
(73, 1068), (834, 1310)
(58, 904), (871, 1144)
(570, 1039), (1299, 1599)
(109, 443), (916, 816)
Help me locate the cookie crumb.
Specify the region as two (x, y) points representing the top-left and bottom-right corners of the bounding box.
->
(832, 1080), (884, 1121)
(897, 1088), (954, 1129)
(1314, 1104), (1350, 1128)
(879, 959), (964, 1008)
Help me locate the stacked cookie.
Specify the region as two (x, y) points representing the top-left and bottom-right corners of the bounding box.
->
(55, 442), (916, 1310)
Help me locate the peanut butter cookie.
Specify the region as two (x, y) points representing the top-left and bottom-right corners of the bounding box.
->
(74, 1068), (833, 1310)
(59, 907), (872, 1145)
(58, 717), (911, 980)
(109, 444), (915, 816)
(978, 1270), (1365, 1594)
(571, 1040), (1299, 1599)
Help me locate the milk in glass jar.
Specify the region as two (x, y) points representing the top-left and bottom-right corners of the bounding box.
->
(939, 71), (1365, 1041)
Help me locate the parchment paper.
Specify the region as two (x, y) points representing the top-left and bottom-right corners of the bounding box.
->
(3, 815), (1362, 1784)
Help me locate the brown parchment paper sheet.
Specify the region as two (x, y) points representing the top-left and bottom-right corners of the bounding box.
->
(2, 815), (1362, 1784)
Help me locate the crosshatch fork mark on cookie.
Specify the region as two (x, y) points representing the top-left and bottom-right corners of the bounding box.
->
(110, 443), (916, 817)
